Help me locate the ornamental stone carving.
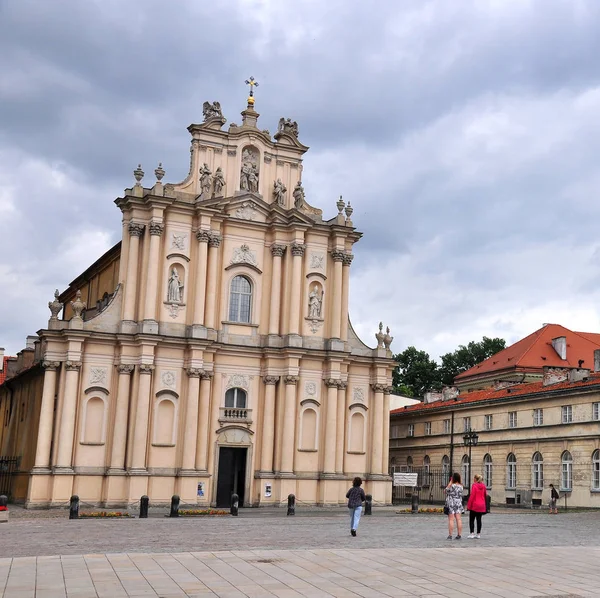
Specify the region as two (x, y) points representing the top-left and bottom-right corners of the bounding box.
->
(371, 383), (387, 393)
(384, 386), (394, 395)
(199, 163), (212, 197)
(89, 367), (108, 387)
(213, 167), (225, 196)
(70, 290), (86, 319)
(42, 361), (61, 371)
(324, 378), (339, 388)
(139, 364), (155, 375)
(383, 326), (393, 350)
(308, 285), (323, 319)
(342, 253), (354, 267)
(154, 163), (165, 182)
(200, 371), (214, 381)
(202, 101), (224, 121)
(277, 117), (299, 138)
(117, 364), (135, 375)
(167, 267), (184, 303)
(262, 375), (280, 385)
(48, 289), (63, 320)
(291, 243), (305, 257)
(375, 322), (385, 349)
(186, 367), (202, 378)
(331, 250), (345, 263)
(133, 164), (144, 185)
(337, 381), (348, 390)
(273, 179), (287, 206)
(167, 304), (181, 319)
(196, 229), (211, 243)
(292, 181), (305, 208)
(271, 244), (286, 258)
(309, 253), (325, 270)
(230, 244), (258, 267)
(226, 373), (250, 389)
(149, 221), (164, 236)
(161, 370), (177, 389)
(284, 375), (299, 385)
(171, 233), (188, 251)
(234, 201), (258, 221)
(128, 222), (145, 237)
(353, 387), (365, 402)
(208, 233), (222, 248)
(305, 381), (317, 396)
(65, 361), (82, 371)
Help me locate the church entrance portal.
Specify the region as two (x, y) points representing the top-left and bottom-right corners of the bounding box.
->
(216, 447), (247, 507)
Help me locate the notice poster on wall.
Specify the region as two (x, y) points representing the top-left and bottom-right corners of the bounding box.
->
(264, 483), (272, 498)
(197, 482), (205, 497)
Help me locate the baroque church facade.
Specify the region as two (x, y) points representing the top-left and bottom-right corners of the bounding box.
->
(2, 92), (395, 508)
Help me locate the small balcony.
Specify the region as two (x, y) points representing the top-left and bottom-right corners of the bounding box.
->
(219, 407), (252, 424)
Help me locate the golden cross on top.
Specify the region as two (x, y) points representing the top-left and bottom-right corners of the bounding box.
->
(245, 76), (259, 98)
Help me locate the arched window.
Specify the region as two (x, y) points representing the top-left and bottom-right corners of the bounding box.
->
(229, 275), (252, 323)
(423, 455), (431, 486)
(531, 452), (543, 490)
(225, 388), (247, 409)
(442, 455), (450, 479)
(561, 450), (573, 490)
(406, 456), (413, 472)
(506, 453), (517, 489)
(592, 450), (600, 491)
(483, 454), (493, 488)
(461, 454), (469, 485)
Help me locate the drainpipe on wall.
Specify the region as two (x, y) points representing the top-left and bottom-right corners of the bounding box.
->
(449, 410), (455, 476)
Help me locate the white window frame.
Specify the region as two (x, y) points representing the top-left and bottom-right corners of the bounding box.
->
(423, 455), (431, 486)
(561, 451), (573, 491)
(561, 405), (573, 424)
(461, 454), (469, 484)
(225, 387), (247, 409)
(407, 423), (414, 437)
(593, 402), (599, 421)
(442, 455), (450, 480)
(406, 456), (413, 472)
(228, 275), (252, 323)
(506, 453), (517, 489)
(483, 454), (493, 489)
(484, 414), (493, 430)
(443, 419), (451, 434)
(508, 411), (517, 428)
(463, 417), (471, 432)
(593, 450), (600, 491)
(424, 421), (432, 436)
(533, 408), (543, 426)
(531, 452), (543, 490)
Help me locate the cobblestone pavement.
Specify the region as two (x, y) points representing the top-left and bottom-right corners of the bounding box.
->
(1, 512), (599, 597)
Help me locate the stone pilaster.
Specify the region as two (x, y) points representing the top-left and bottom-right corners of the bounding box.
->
(268, 245), (286, 335)
(260, 376), (279, 472)
(204, 233), (221, 329)
(323, 379), (339, 474)
(280, 375), (299, 473)
(123, 222), (144, 322)
(142, 220), (164, 330)
(195, 371), (213, 472)
(370, 383), (386, 475)
(54, 361), (82, 471)
(288, 243), (305, 335)
(192, 229), (211, 329)
(32, 361), (61, 472)
(181, 368), (202, 473)
(382, 386), (392, 474)
(330, 250), (345, 339)
(335, 381), (347, 474)
(108, 364), (135, 472)
(340, 254), (353, 341)
(130, 364), (154, 473)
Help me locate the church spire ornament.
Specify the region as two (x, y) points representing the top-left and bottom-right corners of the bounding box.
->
(245, 76), (259, 107)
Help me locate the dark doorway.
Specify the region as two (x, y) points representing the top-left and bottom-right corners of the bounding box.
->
(216, 447), (247, 508)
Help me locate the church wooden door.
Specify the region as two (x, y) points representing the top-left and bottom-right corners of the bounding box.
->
(216, 447), (247, 507)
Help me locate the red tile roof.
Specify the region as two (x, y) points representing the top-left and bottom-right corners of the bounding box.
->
(454, 324), (600, 381)
(0, 356), (11, 385)
(391, 371), (600, 416)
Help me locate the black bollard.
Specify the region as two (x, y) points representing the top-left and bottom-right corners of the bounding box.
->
(287, 494), (295, 516)
(230, 493), (239, 516)
(364, 494), (372, 516)
(169, 495), (180, 518)
(69, 495), (79, 520)
(411, 493), (419, 514)
(139, 495), (149, 519)
(0, 495), (7, 509)
(486, 494), (491, 514)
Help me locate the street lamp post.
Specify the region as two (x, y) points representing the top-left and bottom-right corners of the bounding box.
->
(463, 428), (479, 496)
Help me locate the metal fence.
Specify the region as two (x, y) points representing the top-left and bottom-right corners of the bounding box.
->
(390, 466), (448, 505)
(0, 456), (21, 499)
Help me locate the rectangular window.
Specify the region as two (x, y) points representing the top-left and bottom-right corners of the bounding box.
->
(532, 462), (543, 490)
(443, 419), (451, 434)
(463, 417), (471, 432)
(407, 424), (414, 437)
(561, 460), (572, 491)
(484, 414), (493, 430)
(424, 422), (431, 436)
(484, 459), (493, 488)
(508, 412), (517, 428)
(507, 461), (517, 489)
(533, 408), (543, 426)
(593, 457), (600, 491)
(561, 405), (573, 424)
(593, 402), (599, 421)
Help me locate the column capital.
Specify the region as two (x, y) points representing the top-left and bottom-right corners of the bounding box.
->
(331, 249), (345, 263)
(370, 382), (386, 393)
(117, 364), (135, 375)
(324, 378), (339, 388)
(283, 375), (299, 386)
(208, 232), (222, 248)
(383, 385), (394, 395)
(291, 242), (305, 257)
(342, 253), (354, 267)
(262, 375), (280, 385)
(149, 221), (164, 236)
(271, 244), (286, 258)
(196, 229), (211, 243)
(128, 222), (145, 237)
(42, 361), (61, 371)
(139, 364), (155, 375)
(64, 361), (82, 371)
(200, 370), (214, 380)
(337, 380), (348, 390)
(186, 367), (203, 378)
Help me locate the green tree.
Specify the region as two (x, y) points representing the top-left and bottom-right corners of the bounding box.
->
(438, 336), (506, 386)
(392, 346), (441, 398)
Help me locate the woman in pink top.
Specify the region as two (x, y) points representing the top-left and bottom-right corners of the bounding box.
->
(466, 474), (487, 539)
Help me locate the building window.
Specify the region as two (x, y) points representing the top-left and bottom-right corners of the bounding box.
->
(463, 417), (471, 432)
(508, 411), (517, 428)
(423, 455), (431, 486)
(228, 275), (252, 323)
(593, 403), (599, 421)
(561, 451), (573, 491)
(461, 455), (469, 484)
(506, 453), (517, 489)
(442, 455), (450, 479)
(484, 414), (493, 430)
(483, 454), (493, 488)
(407, 424), (414, 437)
(425, 422), (432, 435)
(533, 408), (543, 426)
(406, 456), (413, 472)
(593, 450), (600, 491)
(561, 405), (573, 424)
(531, 452), (543, 490)
(443, 419), (451, 434)
(224, 387), (247, 409)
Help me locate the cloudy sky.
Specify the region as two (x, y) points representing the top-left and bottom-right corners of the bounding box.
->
(2, 0), (600, 360)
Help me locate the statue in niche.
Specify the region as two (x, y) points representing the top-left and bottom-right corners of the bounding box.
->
(202, 101), (223, 121)
(213, 167), (225, 196)
(293, 181), (305, 208)
(167, 268), (184, 303)
(240, 148), (259, 192)
(199, 163), (212, 196)
(273, 178), (287, 206)
(308, 285), (323, 319)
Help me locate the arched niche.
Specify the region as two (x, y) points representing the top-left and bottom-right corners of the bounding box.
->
(165, 262), (186, 305)
(80, 392), (108, 445)
(152, 391), (178, 447)
(348, 410), (366, 454)
(299, 406), (318, 452)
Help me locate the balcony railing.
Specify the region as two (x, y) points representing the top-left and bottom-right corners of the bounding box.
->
(219, 407), (252, 423)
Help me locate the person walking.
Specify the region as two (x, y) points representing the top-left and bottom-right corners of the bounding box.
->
(467, 474), (487, 539)
(346, 476), (366, 537)
(549, 484), (559, 514)
(445, 472), (464, 540)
